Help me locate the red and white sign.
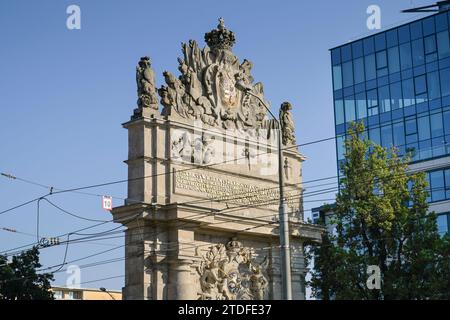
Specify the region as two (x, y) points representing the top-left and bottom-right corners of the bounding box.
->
(102, 196), (113, 211)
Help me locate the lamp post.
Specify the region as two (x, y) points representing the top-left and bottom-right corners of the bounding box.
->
(100, 287), (116, 300)
(235, 83), (292, 300)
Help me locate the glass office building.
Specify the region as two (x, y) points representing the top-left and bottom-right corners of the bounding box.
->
(330, 9), (450, 235)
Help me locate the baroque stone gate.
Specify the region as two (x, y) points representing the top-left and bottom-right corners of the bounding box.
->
(110, 18), (323, 300)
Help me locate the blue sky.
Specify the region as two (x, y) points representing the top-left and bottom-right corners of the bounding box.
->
(0, 0), (436, 292)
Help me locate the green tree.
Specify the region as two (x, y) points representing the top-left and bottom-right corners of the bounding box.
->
(309, 122), (450, 300)
(0, 246), (54, 300)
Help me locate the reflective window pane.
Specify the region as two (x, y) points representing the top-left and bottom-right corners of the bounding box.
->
(352, 40), (363, 58)
(381, 125), (393, 148)
(355, 92), (367, 119)
(414, 75), (427, 95)
(412, 39), (425, 66)
(393, 121), (405, 146)
(437, 31), (450, 59)
(364, 37), (375, 54)
(430, 113), (443, 138)
(333, 65), (342, 90)
(390, 82), (403, 109)
(386, 29), (398, 47)
(369, 127), (381, 145)
(379, 85), (391, 113)
(406, 118), (417, 135)
(440, 67), (450, 96)
(427, 71), (441, 100)
(335, 99), (344, 125)
(410, 21), (423, 40)
(400, 43), (412, 70)
(443, 111), (450, 135)
(430, 170), (445, 201)
(418, 116), (431, 141)
(345, 97), (356, 122)
(353, 58), (365, 84)
(343, 61), (353, 87)
(365, 54), (376, 80)
(398, 25), (411, 44)
(424, 35), (437, 54)
(388, 46), (400, 73)
(402, 78), (415, 106)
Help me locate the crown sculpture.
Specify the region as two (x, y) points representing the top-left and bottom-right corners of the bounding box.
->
(133, 18), (297, 146)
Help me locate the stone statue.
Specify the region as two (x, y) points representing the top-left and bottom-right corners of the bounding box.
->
(249, 259), (269, 300)
(280, 102), (297, 146)
(136, 56), (158, 110)
(158, 18), (270, 132)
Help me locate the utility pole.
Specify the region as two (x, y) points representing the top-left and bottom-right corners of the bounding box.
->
(235, 83), (292, 300)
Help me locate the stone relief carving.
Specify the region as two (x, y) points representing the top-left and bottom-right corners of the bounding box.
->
(280, 101), (297, 146)
(158, 18), (270, 131)
(171, 132), (216, 165)
(133, 56), (159, 119)
(197, 239), (269, 300)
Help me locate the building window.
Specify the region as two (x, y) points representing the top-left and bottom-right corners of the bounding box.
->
(440, 67), (450, 97)
(390, 82), (403, 109)
(430, 170), (445, 201)
(335, 99), (344, 125)
(367, 89), (378, 115)
(398, 25), (410, 44)
(353, 58), (365, 84)
(352, 40), (363, 58)
(437, 31), (450, 59)
(402, 78), (415, 106)
(388, 46), (400, 73)
(443, 111), (450, 135)
(430, 113), (443, 138)
(337, 135), (345, 161)
(435, 12), (449, 32)
(405, 118), (417, 135)
(344, 97), (356, 122)
(386, 29), (399, 47)
(417, 116), (431, 141)
(67, 291), (82, 300)
(400, 43), (412, 70)
(369, 127), (381, 145)
(355, 92), (367, 119)
(364, 37), (375, 55)
(342, 61), (353, 87)
(332, 48), (341, 65)
(423, 16), (435, 36)
(412, 39), (425, 66)
(53, 290), (63, 299)
(333, 65), (342, 90)
(427, 71), (441, 100)
(437, 214), (449, 236)
(381, 124), (393, 148)
(393, 121), (406, 151)
(378, 85), (391, 113)
(341, 44), (352, 62)
(414, 75), (427, 95)
(365, 54), (376, 80)
(445, 169), (450, 199)
(410, 21), (423, 40)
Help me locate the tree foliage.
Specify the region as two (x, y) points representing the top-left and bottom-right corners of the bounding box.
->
(309, 122), (450, 299)
(0, 246), (54, 300)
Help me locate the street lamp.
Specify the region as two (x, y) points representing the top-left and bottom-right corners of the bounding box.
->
(235, 82), (292, 300)
(99, 287), (116, 300)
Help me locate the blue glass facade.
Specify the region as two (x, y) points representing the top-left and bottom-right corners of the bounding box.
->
(331, 10), (450, 234)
